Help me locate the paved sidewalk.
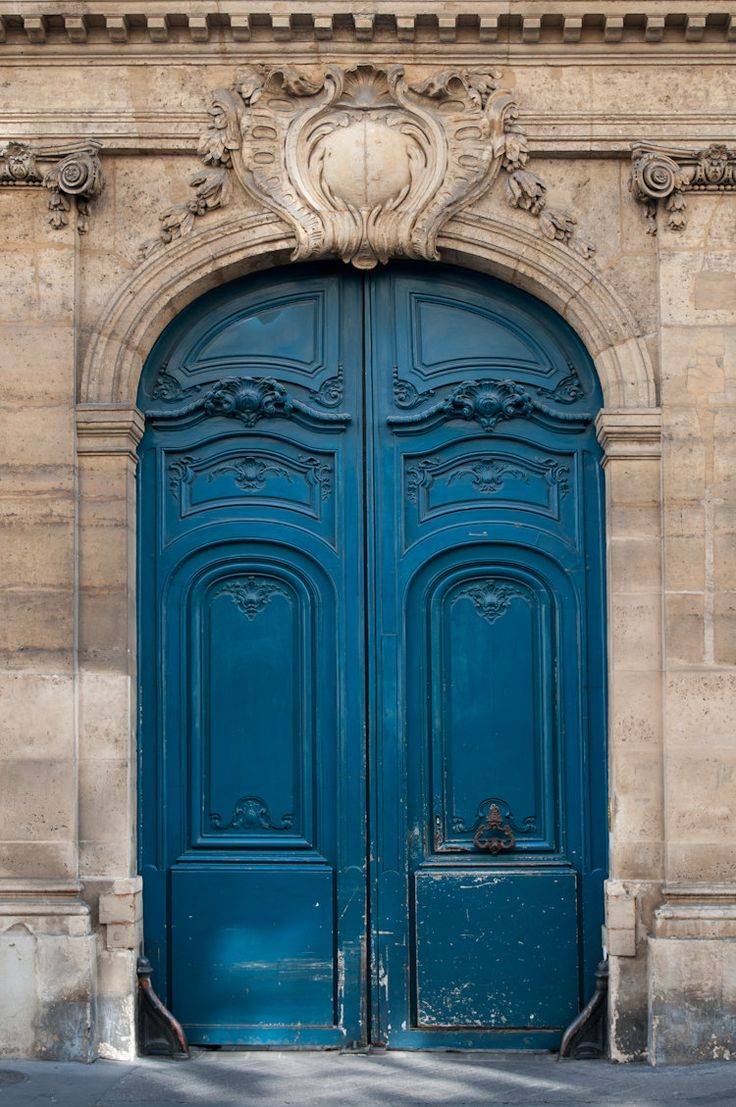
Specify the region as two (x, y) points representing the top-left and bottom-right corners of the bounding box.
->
(1, 1051), (736, 1106)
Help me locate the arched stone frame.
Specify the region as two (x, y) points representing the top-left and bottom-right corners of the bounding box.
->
(76, 210), (663, 1061)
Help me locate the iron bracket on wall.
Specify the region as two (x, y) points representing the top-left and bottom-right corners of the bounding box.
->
(137, 957), (190, 1059)
(558, 958), (608, 1060)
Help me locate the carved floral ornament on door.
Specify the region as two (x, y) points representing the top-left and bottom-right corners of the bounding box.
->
(139, 64), (595, 268)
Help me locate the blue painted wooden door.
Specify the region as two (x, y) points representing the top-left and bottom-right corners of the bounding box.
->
(138, 262), (606, 1049)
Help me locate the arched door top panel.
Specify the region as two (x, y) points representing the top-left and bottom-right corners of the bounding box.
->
(137, 262), (602, 422)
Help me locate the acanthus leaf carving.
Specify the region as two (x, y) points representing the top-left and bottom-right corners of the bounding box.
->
(506, 168), (594, 258)
(146, 374), (352, 428)
(139, 64), (595, 267)
(455, 578), (524, 623)
(0, 140), (103, 233)
(138, 89), (240, 260)
(388, 377), (593, 432)
(210, 794), (294, 832)
(217, 575), (287, 619)
(630, 142), (736, 234)
(405, 453), (570, 505)
(208, 455), (291, 492)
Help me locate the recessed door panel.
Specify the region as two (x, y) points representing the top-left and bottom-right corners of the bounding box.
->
(426, 569), (555, 855)
(414, 870), (579, 1029)
(190, 565), (314, 850)
(171, 867), (336, 1040)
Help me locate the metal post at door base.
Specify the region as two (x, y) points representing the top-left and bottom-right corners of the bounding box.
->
(137, 957), (190, 1059)
(558, 958), (609, 1060)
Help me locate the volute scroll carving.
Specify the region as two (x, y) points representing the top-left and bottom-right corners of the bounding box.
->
(140, 64), (595, 265)
(0, 139), (104, 232)
(630, 142), (736, 234)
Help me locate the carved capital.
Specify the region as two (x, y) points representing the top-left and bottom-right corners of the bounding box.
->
(630, 142), (736, 234)
(76, 403), (145, 462)
(595, 408), (662, 463)
(140, 64), (594, 267)
(0, 140), (103, 232)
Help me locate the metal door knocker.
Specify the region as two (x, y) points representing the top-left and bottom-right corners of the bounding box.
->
(473, 802), (517, 853)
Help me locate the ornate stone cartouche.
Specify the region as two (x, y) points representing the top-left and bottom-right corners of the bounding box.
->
(140, 64), (594, 265)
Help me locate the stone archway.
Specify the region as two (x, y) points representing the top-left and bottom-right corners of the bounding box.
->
(76, 208), (662, 1061)
(80, 211), (655, 411)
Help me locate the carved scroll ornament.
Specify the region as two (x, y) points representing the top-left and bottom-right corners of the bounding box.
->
(0, 140), (103, 232)
(140, 64), (594, 266)
(630, 142), (736, 234)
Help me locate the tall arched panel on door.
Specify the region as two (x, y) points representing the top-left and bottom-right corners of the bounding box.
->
(138, 262), (606, 1049)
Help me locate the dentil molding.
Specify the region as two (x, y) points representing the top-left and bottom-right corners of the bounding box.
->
(0, 6), (734, 48)
(630, 142), (736, 233)
(140, 64), (594, 269)
(0, 139), (103, 231)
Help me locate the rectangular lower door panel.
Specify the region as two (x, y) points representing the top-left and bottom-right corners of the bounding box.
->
(171, 866), (336, 1041)
(414, 869), (579, 1029)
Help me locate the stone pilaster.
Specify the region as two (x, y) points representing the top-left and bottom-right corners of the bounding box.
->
(596, 408), (664, 1062)
(646, 194), (736, 1065)
(0, 192), (97, 1060)
(76, 404), (144, 1060)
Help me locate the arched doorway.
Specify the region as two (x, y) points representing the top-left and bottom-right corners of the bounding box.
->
(137, 261), (606, 1049)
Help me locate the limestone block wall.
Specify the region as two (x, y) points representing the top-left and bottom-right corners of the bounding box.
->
(0, 2), (734, 1064)
(0, 194), (96, 1060)
(649, 196), (736, 1064)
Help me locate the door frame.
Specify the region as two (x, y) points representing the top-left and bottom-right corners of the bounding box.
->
(76, 214), (663, 1057)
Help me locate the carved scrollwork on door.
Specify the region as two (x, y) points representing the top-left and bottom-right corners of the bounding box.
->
(404, 453), (571, 519)
(167, 451), (335, 509)
(217, 575), (288, 620)
(387, 377), (592, 433)
(209, 794), (294, 832)
(309, 363), (345, 408)
(208, 455), (291, 491)
(392, 365), (436, 410)
(406, 455), (528, 502)
(147, 375), (352, 428)
(454, 578), (525, 624)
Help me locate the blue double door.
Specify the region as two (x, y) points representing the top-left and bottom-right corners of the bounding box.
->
(139, 263), (606, 1049)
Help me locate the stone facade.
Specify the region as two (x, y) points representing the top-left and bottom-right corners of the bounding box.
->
(0, 1), (735, 1065)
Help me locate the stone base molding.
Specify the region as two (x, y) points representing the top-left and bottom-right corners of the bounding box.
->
(649, 885), (736, 1064)
(0, 881), (97, 1061)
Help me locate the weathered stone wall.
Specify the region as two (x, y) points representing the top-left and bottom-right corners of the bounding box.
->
(0, 2), (734, 1064)
(0, 193), (97, 1060)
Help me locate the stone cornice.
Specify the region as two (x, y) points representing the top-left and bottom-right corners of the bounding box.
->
(595, 408), (662, 463)
(0, 4), (734, 49)
(3, 114), (736, 160)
